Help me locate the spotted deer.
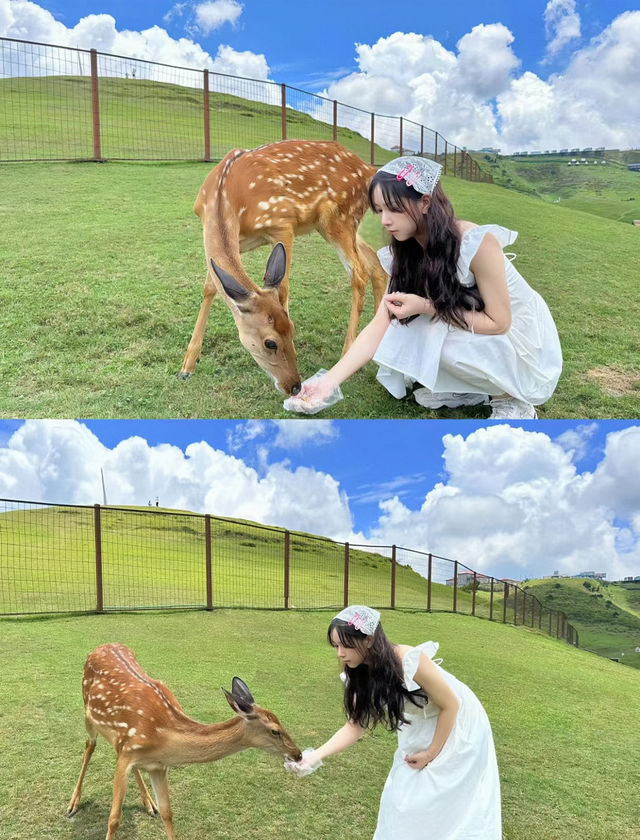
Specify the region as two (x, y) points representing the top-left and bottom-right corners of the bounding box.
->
(67, 643), (302, 840)
(179, 139), (388, 395)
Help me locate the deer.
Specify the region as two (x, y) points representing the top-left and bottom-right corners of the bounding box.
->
(178, 139), (389, 395)
(67, 643), (302, 839)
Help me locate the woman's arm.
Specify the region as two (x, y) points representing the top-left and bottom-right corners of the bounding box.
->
(299, 298), (393, 400)
(381, 234), (512, 335)
(299, 719), (366, 768)
(404, 653), (460, 770)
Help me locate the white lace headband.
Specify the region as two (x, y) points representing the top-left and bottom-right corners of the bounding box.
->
(333, 605), (380, 635)
(377, 156), (443, 195)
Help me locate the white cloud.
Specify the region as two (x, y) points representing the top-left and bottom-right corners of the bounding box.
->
(0, 420), (351, 540)
(194, 0), (242, 34)
(544, 0), (581, 56)
(365, 424), (640, 582)
(0, 0), (270, 83)
(555, 423), (598, 462)
(272, 420), (339, 449)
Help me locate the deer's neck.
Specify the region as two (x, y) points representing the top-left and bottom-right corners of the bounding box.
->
(161, 716), (248, 766)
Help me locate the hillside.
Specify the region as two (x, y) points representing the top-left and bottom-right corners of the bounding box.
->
(0, 609), (638, 840)
(522, 577), (640, 668)
(474, 151), (640, 224)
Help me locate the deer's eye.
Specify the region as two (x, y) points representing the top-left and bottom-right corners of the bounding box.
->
(271, 729), (281, 737)
(265, 339), (277, 351)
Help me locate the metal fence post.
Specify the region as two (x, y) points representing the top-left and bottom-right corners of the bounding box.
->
(420, 125), (424, 156)
(281, 83), (287, 140)
(93, 503), (104, 613)
(205, 514), (213, 610)
(453, 146), (458, 178)
(503, 582), (508, 624)
(343, 542), (350, 607)
(521, 590), (527, 625)
(333, 100), (338, 142)
(472, 571), (477, 616)
(203, 69), (211, 162)
(399, 116), (403, 156)
(89, 49), (102, 161)
(370, 113), (375, 165)
(284, 530), (290, 609)
(513, 587), (518, 625)
(443, 139), (448, 174)
(427, 553), (432, 611)
(452, 560), (458, 613)
(434, 131), (438, 163)
(390, 544), (396, 609)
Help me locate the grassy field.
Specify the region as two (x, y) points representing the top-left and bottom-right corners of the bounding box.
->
(0, 609), (638, 840)
(476, 152), (640, 224)
(1, 159), (639, 418)
(522, 578), (640, 668)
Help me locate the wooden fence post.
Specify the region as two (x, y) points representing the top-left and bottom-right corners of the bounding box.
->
(452, 561), (458, 613)
(333, 100), (338, 141)
(205, 514), (213, 610)
(94, 503), (104, 613)
(427, 553), (432, 611)
(472, 571), (477, 616)
(370, 113), (375, 165)
(343, 542), (350, 607)
(90, 49), (102, 161)
(399, 117), (403, 156)
(390, 545), (396, 609)
(281, 83), (287, 140)
(503, 582), (508, 624)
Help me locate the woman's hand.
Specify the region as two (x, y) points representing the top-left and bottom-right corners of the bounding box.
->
(297, 749), (321, 771)
(384, 292), (434, 320)
(403, 749), (438, 770)
(297, 374), (338, 405)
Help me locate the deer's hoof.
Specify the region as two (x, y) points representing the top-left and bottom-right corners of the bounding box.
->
(146, 804), (159, 817)
(66, 807), (78, 819)
(177, 371), (192, 380)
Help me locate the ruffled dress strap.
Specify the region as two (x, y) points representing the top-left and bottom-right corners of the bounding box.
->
(377, 245), (393, 276)
(402, 641), (442, 691)
(458, 224), (518, 282)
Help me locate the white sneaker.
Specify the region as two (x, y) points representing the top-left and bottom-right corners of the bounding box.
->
(414, 389), (489, 409)
(489, 396), (538, 419)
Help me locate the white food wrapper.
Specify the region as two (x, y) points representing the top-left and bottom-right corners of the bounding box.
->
(283, 747), (323, 777)
(282, 369), (343, 415)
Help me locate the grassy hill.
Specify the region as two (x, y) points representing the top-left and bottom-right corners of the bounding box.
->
(0, 608), (638, 840)
(474, 151), (640, 224)
(522, 577), (640, 668)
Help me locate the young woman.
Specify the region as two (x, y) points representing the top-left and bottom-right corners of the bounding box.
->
(288, 156), (562, 419)
(294, 605), (501, 839)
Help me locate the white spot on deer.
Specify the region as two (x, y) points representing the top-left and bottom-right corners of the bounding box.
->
(130, 744), (144, 750)
(239, 207), (246, 217)
(249, 182), (256, 189)
(342, 176), (349, 182)
(128, 727), (137, 737)
(137, 709), (145, 715)
(300, 165), (307, 171)
(264, 219), (272, 226)
(258, 201), (270, 210)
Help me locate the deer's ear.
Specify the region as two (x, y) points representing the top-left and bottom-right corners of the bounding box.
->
(210, 259), (251, 302)
(222, 686), (254, 716)
(263, 243), (286, 289)
(231, 676), (255, 706)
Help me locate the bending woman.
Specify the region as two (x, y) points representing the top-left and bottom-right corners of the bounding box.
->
(292, 156), (562, 419)
(295, 606), (502, 839)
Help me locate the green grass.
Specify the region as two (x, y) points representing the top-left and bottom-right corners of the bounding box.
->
(1, 160), (639, 418)
(522, 578), (640, 668)
(475, 152), (640, 224)
(0, 609), (638, 840)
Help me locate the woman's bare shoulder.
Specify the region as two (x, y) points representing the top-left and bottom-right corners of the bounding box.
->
(456, 219), (478, 235)
(393, 643), (414, 662)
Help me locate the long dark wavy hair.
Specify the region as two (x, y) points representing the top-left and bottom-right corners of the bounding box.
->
(368, 170), (484, 329)
(328, 617), (427, 732)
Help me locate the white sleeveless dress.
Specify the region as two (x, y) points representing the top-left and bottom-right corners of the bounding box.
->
(372, 225), (562, 405)
(372, 642), (502, 840)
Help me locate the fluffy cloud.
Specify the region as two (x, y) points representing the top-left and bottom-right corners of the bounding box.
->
(366, 425), (640, 582)
(320, 11), (639, 152)
(544, 0), (581, 56)
(0, 421), (352, 540)
(0, 0), (269, 81)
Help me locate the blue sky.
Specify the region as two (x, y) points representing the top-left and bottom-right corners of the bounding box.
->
(3, 0), (638, 150)
(1, 419), (638, 582)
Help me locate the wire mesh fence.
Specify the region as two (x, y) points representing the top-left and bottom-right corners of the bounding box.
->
(0, 36), (491, 182)
(0, 498), (577, 647)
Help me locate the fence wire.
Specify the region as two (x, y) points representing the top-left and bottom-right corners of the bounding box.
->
(0, 36), (491, 183)
(0, 498), (577, 648)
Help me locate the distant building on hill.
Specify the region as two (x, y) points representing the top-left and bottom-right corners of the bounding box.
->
(575, 571), (606, 580)
(628, 163), (640, 171)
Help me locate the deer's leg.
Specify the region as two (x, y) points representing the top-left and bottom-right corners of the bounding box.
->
(67, 735), (97, 817)
(149, 768), (178, 840)
(356, 235), (388, 311)
(320, 217), (368, 354)
(179, 273), (218, 379)
(134, 769), (158, 817)
(105, 754), (131, 840)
